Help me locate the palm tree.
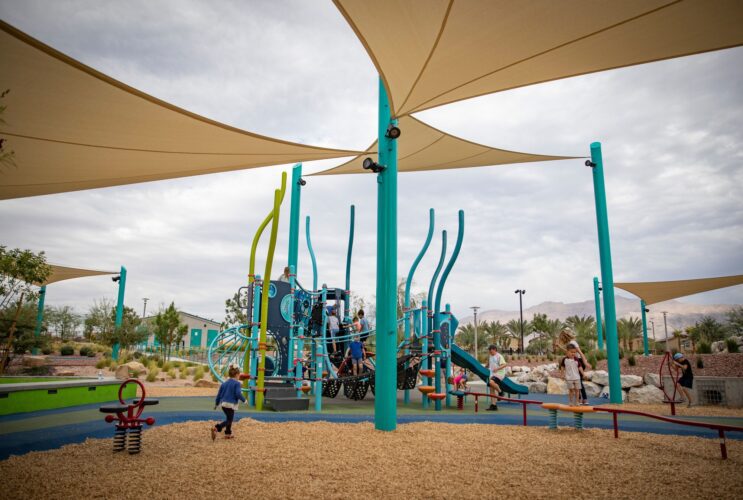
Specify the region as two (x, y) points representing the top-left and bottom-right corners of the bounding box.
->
(530, 313), (565, 353)
(506, 318), (531, 352)
(456, 323), (475, 353)
(565, 315), (596, 350)
(617, 316), (642, 351)
(483, 321), (511, 351)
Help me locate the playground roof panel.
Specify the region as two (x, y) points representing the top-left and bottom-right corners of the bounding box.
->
(0, 21), (361, 200)
(615, 275), (743, 306)
(41, 265), (118, 286)
(312, 115), (575, 175)
(334, 0), (743, 117)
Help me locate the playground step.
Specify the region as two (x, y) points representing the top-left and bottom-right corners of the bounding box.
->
(265, 386), (297, 398)
(265, 397), (309, 412)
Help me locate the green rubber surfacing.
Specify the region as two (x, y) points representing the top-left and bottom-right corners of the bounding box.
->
(0, 381), (136, 416)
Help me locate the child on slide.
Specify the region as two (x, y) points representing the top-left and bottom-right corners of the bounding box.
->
(211, 365), (246, 440)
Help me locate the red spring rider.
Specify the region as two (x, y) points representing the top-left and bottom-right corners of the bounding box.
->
(99, 379), (159, 454)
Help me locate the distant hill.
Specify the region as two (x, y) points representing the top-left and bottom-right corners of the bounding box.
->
(459, 296), (737, 334)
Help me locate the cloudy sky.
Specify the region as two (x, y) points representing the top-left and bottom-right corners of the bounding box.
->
(1, 0), (742, 325)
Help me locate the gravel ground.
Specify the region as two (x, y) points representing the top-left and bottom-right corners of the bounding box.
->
(1, 420), (741, 500)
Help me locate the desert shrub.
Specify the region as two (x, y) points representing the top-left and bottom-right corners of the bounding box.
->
(179, 369), (187, 379)
(95, 359), (108, 369)
(131, 369), (141, 378)
(193, 367), (205, 382)
(147, 360), (158, 372)
(725, 338), (739, 353)
(132, 351), (142, 359)
(167, 368), (176, 379)
(25, 365), (52, 376)
(697, 342), (712, 354)
(146, 367), (160, 382)
(60, 345), (74, 356)
(41, 346), (53, 355)
(587, 353), (597, 370)
(162, 361), (173, 372)
(546, 353), (553, 361)
(211, 370), (219, 382)
(627, 354), (636, 366)
(696, 357), (704, 369)
(79, 346), (93, 357)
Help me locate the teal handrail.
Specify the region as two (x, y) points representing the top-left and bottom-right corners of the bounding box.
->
(305, 215), (318, 291)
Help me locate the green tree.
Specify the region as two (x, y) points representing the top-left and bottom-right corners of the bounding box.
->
(153, 303), (188, 360)
(530, 313), (564, 353)
(455, 323), (475, 353)
(725, 306), (743, 336)
(566, 314), (597, 350)
(84, 298), (115, 341)
(694, 316), (727, 343)
(506, 318), (531, 352)
(100, 306), (145, 352)
(0, 247), (52, 373)
(221, 291), (248, 329)
(46, 305), (82, 341)
(617, 316), (642, 351)
(483, 320), (511, 351)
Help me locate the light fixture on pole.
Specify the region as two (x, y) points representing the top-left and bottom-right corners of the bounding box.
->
(142, 297), (149, 318)
(470, 306), (480, 359)
(515, 289), (526, 354)
(662, 311), (669, 350)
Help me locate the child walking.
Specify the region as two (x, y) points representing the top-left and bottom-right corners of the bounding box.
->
(211, 365), (246, 440)
(560, 346), (584, 406)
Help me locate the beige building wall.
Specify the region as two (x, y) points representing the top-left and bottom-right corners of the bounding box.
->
(144, 312), (221, 350)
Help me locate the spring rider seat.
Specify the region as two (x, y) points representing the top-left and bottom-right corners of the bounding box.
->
(99, 379), (159, 454)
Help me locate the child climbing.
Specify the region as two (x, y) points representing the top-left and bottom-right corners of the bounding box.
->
(328, 307), (340, 353)
(211, 365), (246, 440)
(560, 347), (584, 406)
(453, 366), (468, 391)
(672, 352), (694, 407)
(346, 335), (365, 376)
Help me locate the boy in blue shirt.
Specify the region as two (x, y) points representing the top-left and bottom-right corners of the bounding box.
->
(211, 365), (246, 440)
(346, 336), (365, 375)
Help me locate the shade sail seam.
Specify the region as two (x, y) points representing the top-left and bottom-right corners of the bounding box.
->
(0, 20), (359, 154)
(0, 132), (361, 157)
(396, 0), (454, 116)
(405, 0), (683, 115)
(398, 132), (446, 161)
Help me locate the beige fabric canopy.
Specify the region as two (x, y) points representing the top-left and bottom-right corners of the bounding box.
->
(0, 21), (361, 200)
(313, 115), (575, 174)
(335, 0), (743, 117)
(615, 275), (743, 305)
(40, 265), (118, 286)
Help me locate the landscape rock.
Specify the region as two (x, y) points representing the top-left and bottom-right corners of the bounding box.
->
(528, 381), (547, 393)
(546, 377), (567, 395)
(644, 373), (661, 388)
(591, 370), (609, 386)
(527, 370), (545, 383)
(56, 371), (75, 376)
(582, 381), (602, 398)
(511, 366), (522, 373)
(627, 384), (665, 404)
(195, 379), (219, 388)
(22, 356), (47, 368)
(521, 366), (530, 373)
(582, 371), (594, 381)
(620, 375), (644, 389)
(124, 361), (146, 373)
(516, 373), (529, 383)
(115, 365), (130, 380)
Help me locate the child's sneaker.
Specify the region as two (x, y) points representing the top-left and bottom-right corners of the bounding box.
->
(486, 404), (498, 411)
(225, 435), (234, 440)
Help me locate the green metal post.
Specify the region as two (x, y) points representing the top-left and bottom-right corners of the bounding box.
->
(112, 266), (127, 361)
(593, 277), (604, 350)
(288, 164), (303, 273)
(589, 142), (621, 404)
(33, 285), (46, 354)
(641, 300), (649, 356)
(306, 216), (318, 291)
(375, 77), (398, 431)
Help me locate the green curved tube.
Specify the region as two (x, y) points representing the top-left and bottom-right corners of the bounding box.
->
(423, 230), (446, 409)
(345, 205), (355, 306)
(249, 172), (287, 284)
(256, 188), (282, 411)
(433, 210), (464, 410)
(306, 215), (318, 291)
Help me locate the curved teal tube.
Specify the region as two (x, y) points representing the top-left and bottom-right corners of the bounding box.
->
(433, 210), (465, 410)
(306, 215), (318, 291)
(345, 204), (355, 318)
(423, 230), (446, 409)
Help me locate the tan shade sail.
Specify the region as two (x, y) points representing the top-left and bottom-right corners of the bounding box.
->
(40, 265), (118, 286)
(0, 21), (361, 200)
(615, 275), (743, 306)
(335, 0), (743, 117)
(312, 115), (575, 175)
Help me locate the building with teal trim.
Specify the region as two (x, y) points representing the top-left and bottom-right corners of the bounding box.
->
(142, 312), (220, 350)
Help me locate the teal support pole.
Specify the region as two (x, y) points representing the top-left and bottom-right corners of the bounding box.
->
(249, 276), (261, 406)
(444, 303), (453, 407)
(288, 266), (298, 394)
(641, 300), (649, 356)
(112, 266), (127, 361)
(345, 205), (355, 321)
(33, 285), (46, 354)
(589, 143), (621, 404)
(433, 211), (464, 411)
(305, 216), (318, 291)
(420, 300), (429, 409)
(288, 164), (303, 274)
(593, 277), (604, 350)
(403, 208), (434, 404)
(315, 285), (327, 412)
(424, 231), (447, 409)
(374, 77), (398, 431)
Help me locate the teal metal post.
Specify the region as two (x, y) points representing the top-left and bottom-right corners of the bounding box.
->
(420, 299), (429, 409)
(375, 77), (398, 431)
(444, 303), (453, 407)
(589, 143), (621, 403)
(593, 277), (604, 350)
(404, 208), (434, 404)
(641, 300), (649, 356)
(33, 285), (46, 354)
(288, 164), (303, 273)
(424, 231), (447, 409)
(315, 285), (328, 412)
(433, 211), (464, 411)
(345, 205), (355, 321)
(288, 266), (298, 394)
(249, 276), (262, 406)
(112, 266), (127, 361)
(306, 216), (318, 291)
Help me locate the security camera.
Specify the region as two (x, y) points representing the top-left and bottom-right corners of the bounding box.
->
(385, 124), (401, 140)
(298, 178), (307, 186)
(585, 160), (596, 167)
(362, 157), (386, 173)
(112, 276), (121, 283)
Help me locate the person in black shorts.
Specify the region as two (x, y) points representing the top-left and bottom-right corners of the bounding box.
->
(672, 352), (694, 407)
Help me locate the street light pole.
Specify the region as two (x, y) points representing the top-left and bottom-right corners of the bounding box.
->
(142, 297), (149, 318)
(515, 290), (526, 354)
(662, 311), (670, 351)
(470, 306), (480, 360)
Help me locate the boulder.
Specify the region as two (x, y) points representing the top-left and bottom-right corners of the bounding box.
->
(627, 384), (665, 404)
(124, 361), (146, 373)
(521, 366), (531, 373)
(114, 365), (130, 380)
(582, 370), (594, 381)
(591, 370), (609, 386)
(644, 373), (661, 388)
(582, 381), (602, 398)
(516, 373), (530, 383)
(620, 375), (643, 389)
(511, 366), (522, 373)
(195, 379), (220, 388)
(528, 381), (547, 393)
(527, 370), (544, 383)
(546, 377), (567, 395)
(22, 356), (47, 368)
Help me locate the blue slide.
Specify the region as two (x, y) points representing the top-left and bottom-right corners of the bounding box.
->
(450, 343), (529, 395)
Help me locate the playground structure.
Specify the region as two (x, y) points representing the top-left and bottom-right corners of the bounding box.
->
(98, 379), (159, 454)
